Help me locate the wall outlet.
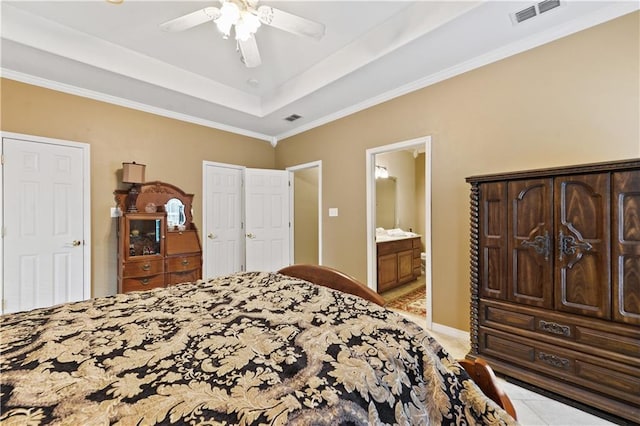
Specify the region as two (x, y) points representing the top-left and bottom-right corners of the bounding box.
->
(110, 207), (122, 218)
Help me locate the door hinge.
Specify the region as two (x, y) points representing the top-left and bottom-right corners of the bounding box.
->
(1, 154), (4, 165)
(1, 227), (5, 237)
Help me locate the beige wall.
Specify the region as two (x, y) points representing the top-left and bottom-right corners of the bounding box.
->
(293, 167), (319, 264)
(1, 79), (276, 297)
(275, 12), (640, 330)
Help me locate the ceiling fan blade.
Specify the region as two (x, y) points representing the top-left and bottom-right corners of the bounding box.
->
(257, 6), (325, 40)
(238, 36), (262, 68)
(159, 7), (220, 32)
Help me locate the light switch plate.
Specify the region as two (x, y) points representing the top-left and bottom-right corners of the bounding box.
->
(329, 208), (338, 217)
(110, 207), (122, 218)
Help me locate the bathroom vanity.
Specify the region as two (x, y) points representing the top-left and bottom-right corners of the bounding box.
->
(377, 236), (421, 292)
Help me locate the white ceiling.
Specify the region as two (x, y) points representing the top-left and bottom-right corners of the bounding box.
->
(1, 1), (637, 144)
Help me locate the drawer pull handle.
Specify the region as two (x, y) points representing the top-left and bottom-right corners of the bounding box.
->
(538, 352), (570, 370)
(141, 264), (151, 271)
(181, 259), (189, 266)
(539, 320), (571, 337)
(141, 278), (150, 285)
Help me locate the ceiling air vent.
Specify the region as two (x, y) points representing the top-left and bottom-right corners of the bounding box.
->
(284, 114), (302, 122)
(511, 0), (562, 25)
(515, 6), (537, 23)
(538, 0), (561, 14)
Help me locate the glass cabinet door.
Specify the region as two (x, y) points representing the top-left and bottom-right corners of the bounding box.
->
(125, 214), (165, 259)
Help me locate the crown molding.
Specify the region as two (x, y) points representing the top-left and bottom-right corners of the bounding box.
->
(1, 69), (273, 143)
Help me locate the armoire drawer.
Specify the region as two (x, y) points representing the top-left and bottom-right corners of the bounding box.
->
(479, 327), (640, 406)
(480, 299), (640, 361)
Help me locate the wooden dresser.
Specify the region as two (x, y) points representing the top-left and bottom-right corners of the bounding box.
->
(115, 181), (202, 293)
(466, 159), (640, 422)
(377, 236), (421, 292)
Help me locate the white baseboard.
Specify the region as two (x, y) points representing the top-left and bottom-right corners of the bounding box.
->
(430, 322), (470, 341)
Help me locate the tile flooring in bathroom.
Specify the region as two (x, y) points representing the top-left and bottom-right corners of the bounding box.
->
(384, 280), (628, 426)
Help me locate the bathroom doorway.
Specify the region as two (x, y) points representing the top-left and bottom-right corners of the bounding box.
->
(366, 136), (432, 329)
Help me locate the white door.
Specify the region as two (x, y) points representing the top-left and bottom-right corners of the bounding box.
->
(245, 168), (290, 272)
(2, 136), (88, 313)
(202, 162), (244, 278)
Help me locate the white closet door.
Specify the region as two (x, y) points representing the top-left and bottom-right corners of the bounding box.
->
(2, 137), (87, 313)
(244, 169), (290, 272)
(203, 163), (244, 278)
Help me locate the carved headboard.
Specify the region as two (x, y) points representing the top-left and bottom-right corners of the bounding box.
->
(114, 181), (195, 230)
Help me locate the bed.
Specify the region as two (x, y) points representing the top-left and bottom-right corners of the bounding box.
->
(0, 265), (517, 425)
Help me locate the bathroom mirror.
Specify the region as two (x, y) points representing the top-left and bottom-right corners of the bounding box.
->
(165, 198), (186, 227)
(376, 177), (396, 229)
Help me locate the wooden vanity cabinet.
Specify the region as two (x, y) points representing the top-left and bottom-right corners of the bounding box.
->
(377, 236), (421, 292)
(466, 159), (640, 423)
(115, 181), (202, 293)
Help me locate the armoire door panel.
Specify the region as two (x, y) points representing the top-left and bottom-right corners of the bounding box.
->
(508, 179), (553, 308)
(612, 170), (640, 325)
(555, 174), (611, 319)
(480, 182), (508, 299)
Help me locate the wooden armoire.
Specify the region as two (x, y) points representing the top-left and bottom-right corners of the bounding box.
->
(466, 159), (639, 422)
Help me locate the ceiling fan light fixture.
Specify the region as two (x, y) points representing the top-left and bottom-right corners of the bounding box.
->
(236, 11), (261, 41)
(216, 1), (240, 39)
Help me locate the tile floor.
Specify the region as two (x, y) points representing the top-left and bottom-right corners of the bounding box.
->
(384, 282), (625, 426)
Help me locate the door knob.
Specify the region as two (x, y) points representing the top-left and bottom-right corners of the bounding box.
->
(246, 233), (256, 239)
(207, 233), (216, 239)
(72, 240), (82, 247)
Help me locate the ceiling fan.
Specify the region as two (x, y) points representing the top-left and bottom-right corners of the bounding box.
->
(160, 0), (326, 68)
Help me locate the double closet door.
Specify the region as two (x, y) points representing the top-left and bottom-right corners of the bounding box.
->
(203, 163), (290, 279)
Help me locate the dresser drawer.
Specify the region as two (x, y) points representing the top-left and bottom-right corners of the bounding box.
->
(480, 299), (640, 361)
(479, 327), (640, 406)
(167, 269), (201, 286)
(166, 255), (201, 272)
(122, 274), (165, 292)
(123, 258), (164, 277)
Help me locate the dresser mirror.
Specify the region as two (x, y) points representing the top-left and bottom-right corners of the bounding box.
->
(165, 198), (186, 228)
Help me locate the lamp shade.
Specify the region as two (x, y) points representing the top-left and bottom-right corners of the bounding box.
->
(122, 162), (146, 184)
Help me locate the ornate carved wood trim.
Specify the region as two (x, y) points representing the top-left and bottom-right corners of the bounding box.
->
(114, 181), (196, 230)
(469, 181), (480, 356)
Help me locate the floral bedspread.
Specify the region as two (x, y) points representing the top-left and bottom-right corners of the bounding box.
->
(0, 272), (517, 425)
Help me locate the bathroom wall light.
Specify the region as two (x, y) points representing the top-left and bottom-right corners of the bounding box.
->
(375, 165), (389, 179)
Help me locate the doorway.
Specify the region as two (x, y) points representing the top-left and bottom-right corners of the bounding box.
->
(1, 132), (91, 314)
(366, 136), (432, 328)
